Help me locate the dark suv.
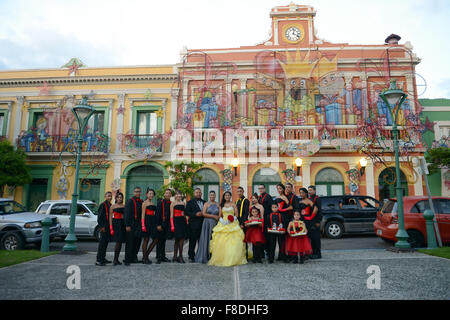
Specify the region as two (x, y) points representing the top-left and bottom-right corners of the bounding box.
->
(319, 195), (381, 238)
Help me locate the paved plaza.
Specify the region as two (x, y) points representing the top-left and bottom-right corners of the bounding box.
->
(1, 247), (449, 300)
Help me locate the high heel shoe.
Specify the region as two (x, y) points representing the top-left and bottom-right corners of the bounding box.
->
(172, 257), (178, 263)
(113, 260), (122, 266)
(178, 257), (185, 263)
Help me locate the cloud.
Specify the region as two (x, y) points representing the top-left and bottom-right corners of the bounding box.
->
(0, 0), (449, 98)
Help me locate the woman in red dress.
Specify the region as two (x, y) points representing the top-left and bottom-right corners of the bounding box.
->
(285, 210), (313, 264)
(244, 206), (266, 263)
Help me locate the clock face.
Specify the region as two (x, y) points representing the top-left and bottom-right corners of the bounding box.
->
(285, 26), (302, 42)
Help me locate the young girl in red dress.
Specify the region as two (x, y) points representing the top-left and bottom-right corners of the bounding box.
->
(244, 206), (266, 263)
(285, 210), (313, 264)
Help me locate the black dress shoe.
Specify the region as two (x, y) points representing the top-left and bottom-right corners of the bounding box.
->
(172, 257), (178, 263)
(161, 257), (170, 263)
(143, 259), (152, 265)
(104, 259), (112, 264)
(188, 258), (195, 263)
(95, 261), (106, 266)
(124, 262), (130, 266)
(113, 260), (122, 266)
(156, 260), (162, 264)
(178, 257), (185, 263)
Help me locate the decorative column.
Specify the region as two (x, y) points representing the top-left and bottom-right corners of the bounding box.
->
(7, 101), (13, 139)
(13, 96), (24, 147)
(412, 159), (424, 196)
(365, 159), (375, 198)
(226, 79), (232, 126)
(344, 75), (353, 125)
(302, 159), (311, 188)
(240, 163), (248, 197)
(116, 93), (125, 154)
(360, 74), (368, 120)
(240, 79), (247, 119)
(112, 159), (123, 193)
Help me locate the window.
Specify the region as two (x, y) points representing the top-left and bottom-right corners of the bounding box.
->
(358, 197), (377, 209)
(341, 197), (358, 209)
(381, 200), (397, 214)
(410, 200), (440, 214)
(87, 111), (105, 135)
(0, 112), (5, 136)
(77, 204), (89, 215)
(321, 197), (340, 211)
(50, 204), (70, 215)
(438, 199), (450, 214)
(0, 201), (26, 215)
(138, 111), (158, 135)
(85, 203), (98, 214)
(36, 203), (50, 214)
(33, 112), (45, 128)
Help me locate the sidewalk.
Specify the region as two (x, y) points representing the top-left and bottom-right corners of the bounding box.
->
(0, 249), (449, 300)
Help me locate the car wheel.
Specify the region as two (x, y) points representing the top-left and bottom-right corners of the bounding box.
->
(325, 221), (344, 239)
(407, 230), (425, 248)
(94, 226), (101, 242)
(1, 231), (25, 251)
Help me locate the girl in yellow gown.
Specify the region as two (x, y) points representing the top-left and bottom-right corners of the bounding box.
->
(208, 191), (248, 267)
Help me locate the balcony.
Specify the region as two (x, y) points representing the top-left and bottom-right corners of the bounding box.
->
(177, 125), (415, 152)
(121, 134), (163, 154)
(17, 132), (110, 154)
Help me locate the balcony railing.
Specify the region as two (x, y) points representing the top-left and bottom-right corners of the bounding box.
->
(17, 132), (110, 153)
(121, 134), (163, 153)
(180, 125), (413, 150)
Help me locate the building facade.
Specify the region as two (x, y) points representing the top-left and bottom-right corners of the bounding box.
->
(419, 98), (450, 197)
(0, 4), (433, 209)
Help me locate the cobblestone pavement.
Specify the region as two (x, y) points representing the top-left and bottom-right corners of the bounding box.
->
(1, 247), (448, 300)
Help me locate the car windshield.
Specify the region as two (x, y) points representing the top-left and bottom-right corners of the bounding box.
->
(0, 201), (27, 214)
(85, 203), (98, 214)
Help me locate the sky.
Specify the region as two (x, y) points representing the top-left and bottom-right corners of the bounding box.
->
(0, 0), (449, 98)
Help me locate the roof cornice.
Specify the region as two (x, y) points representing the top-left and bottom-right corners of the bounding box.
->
(0, 74), (178, 88)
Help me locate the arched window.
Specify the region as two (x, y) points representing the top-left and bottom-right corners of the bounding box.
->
(378, 167), (408, 202)
(315, 167), (344, 196)
(252, 167), (281, 196)
(193, 169), (220, 202)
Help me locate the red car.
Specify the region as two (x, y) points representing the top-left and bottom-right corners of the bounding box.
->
(374, 196), (450, 247)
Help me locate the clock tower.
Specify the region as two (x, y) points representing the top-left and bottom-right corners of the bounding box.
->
(268, 3), (317, 47)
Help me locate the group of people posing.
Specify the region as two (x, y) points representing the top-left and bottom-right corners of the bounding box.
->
(95, 183), (322, 267)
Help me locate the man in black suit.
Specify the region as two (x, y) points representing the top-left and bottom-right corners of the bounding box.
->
(307, 185), (322, 259)
(95, 191), (112, 266)
(185, 188), (206, 262)
(124, 187), (143, 265)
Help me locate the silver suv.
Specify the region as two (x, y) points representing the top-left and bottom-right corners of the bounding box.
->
(0, 199), (60, 250)
(36, 200), (100, 241)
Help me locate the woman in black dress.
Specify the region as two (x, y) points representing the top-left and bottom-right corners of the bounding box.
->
(109, 191), (126, 266)
(170, 190), (188, 263)
(141, 188), (158, 264)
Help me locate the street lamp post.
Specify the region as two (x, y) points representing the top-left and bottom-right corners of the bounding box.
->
(63, 97), (95, 251)
(379, 80), (410, 249)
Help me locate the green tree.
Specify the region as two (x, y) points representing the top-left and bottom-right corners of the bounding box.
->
(0, 140), (32, 197)
(157, 160), (204, 199)
(425, 147), (450, 174)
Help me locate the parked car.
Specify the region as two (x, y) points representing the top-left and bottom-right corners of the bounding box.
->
(373, 196), (450, 248)
(318, 195), (381, 238)
(0, 198), (60, 250)
(36, 200), (100, 241)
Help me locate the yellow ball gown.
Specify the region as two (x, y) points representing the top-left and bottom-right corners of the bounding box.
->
(208, 206), (248, 267)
